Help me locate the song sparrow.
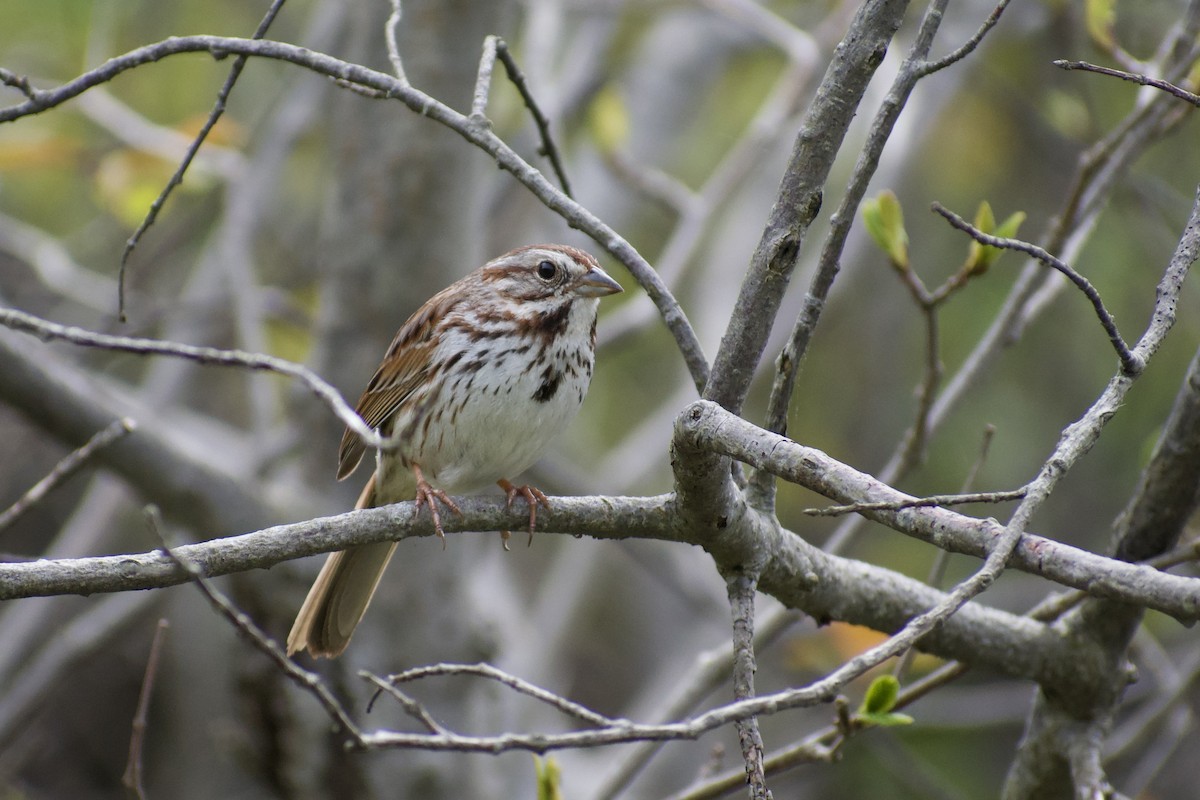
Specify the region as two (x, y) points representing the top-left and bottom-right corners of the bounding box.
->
(287, 244), (622, 658)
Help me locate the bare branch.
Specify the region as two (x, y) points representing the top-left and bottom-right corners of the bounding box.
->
(0, 486), (1168, 690)
(1054, 59), (1200, 107)
(760, 0), (999, 500)
(822, 15), (1194, 557)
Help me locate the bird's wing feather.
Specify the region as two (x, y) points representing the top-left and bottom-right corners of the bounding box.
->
(336, 288), (463, 480)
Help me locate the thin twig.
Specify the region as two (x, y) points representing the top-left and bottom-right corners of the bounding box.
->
(908, 280), (942, 470)
(917, 0), (1013, 77)
(142, 505), (364, 742)
(1054, 59), (1200, 107)
(118, 0), (287, 320)
(894, 425), (996, 679)
(471, 35), (499, 120)
(122, 619), (169, 800)
(0, 68), (39, 100)
(379, 662), (622, 728)
(384, 0), (410, 85)
(0, 417), (136, 532)
(0, 305), (382, 451)
(804, 487), (1025, 517)
(361, 672), (446, 734)
(494, 38), (573, 198)
(931, 201), (1141, 375)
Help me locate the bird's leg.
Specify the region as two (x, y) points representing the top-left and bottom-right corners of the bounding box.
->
(413, 464), (461, 549)
(497, 478), (551, 548)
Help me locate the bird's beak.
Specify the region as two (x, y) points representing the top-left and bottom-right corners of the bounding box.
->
(574, 265), (624, 297)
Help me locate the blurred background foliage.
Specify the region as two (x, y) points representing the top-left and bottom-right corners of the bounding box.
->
(1, 0), (1199, 798)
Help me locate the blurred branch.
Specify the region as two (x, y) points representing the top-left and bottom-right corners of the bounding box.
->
(0, 417), (135, 532)
(0, 331), (274, 534)
(122, 618), (168, 800)
(0, 592), (153, 751)
(76, 89), (246, 178)
(146, 505), (364, 743)
(0, 211), (119, 311)
(0, 306), (383, 452)
(594, 607), (798, 800)
(759, 0), (1013, 501)
(704, 0), (908, 414)
(118, 0), (287, 320)
(699, 0), (818, 64)
(598, 53), (812, 356)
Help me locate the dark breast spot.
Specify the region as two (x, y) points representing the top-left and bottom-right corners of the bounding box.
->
(532, 371), (563, 403)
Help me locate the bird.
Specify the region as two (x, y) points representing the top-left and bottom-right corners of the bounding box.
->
(287, 244), (622, 658)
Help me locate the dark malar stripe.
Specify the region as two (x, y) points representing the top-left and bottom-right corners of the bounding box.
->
(530, 301), (573, 341)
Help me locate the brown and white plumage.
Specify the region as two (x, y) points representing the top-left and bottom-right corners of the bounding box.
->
(287, 245), (622, 658)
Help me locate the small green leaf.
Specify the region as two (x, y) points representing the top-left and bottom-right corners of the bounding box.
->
(965, 203), (1025, 276)
(861, 190), (909, 271)
(973, 200), (996, 235)
(995, 210), (1026, 240)
(534, 755), (562, 800)
(861, 674), (900, 715)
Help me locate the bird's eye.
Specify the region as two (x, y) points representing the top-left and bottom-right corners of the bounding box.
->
(536, 260), (558, 281)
